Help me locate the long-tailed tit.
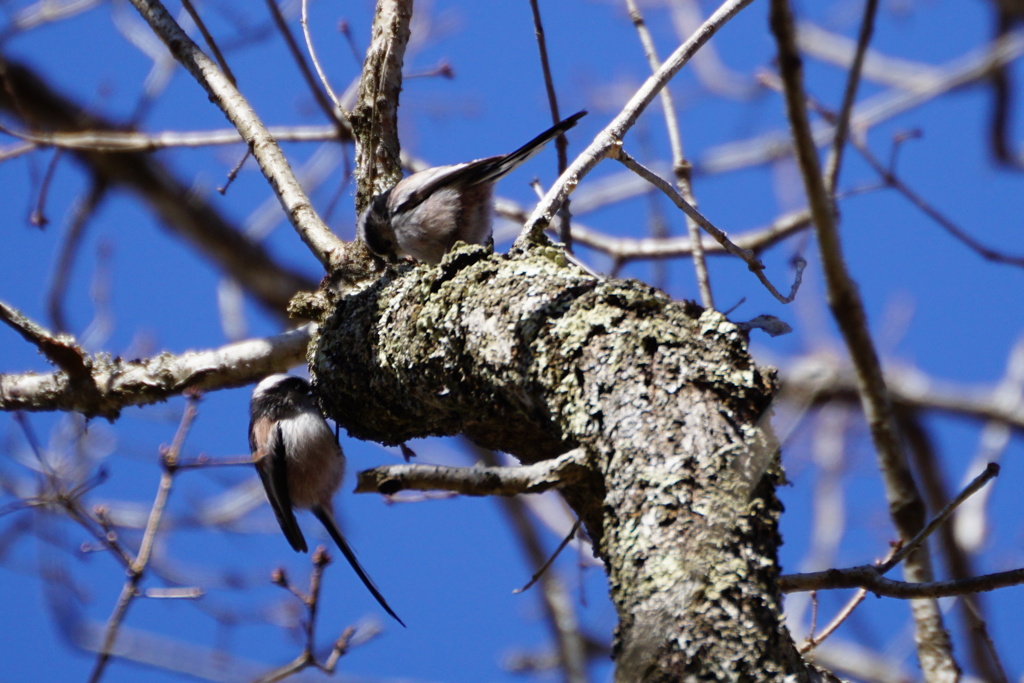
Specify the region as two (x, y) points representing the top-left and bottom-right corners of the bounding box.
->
(249, 374), (404, 626)
(357, 110), (587, 264)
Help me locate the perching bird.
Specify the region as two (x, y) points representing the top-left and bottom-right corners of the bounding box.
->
(249, 374), (404, 626)
(357, 110), (587, 264)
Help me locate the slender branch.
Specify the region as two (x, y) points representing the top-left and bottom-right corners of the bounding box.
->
(45, 180), (108, 332)
(264, 0), (348, 134)
(29, 147), (61, 227)
(0, 123), (342, 151)
(0, 59), (318, 315)
(88, 399), (197, 683)
(472, 446), (588, 683)
(514, 0), (757, 246)
(855, 137), (1024, 268)
(698, 30), (1024, 176)
(822, 0), (878, 194)
(799, 588), (868, 653)
(762, 72), (1024, 270)
(498, 199), (813, 261)
(128, 0), (346, 270)
(781, 356), (1024, 433)
(355, 448), (590, 496)
(0, 0), (102, 39)
(300, 0), (343, 112)
(529, 0), (565, 172)
(514, 519), (582, 595)
(527, 0), (574, 250)
(781, 566), (1024, 599)
(179, 0), (236, 85)
(625, 0), (712, 308)
(769, 1), (957, 676)
(0, 325), (313, 418)
(613, 148), (804, 303)
(878, 463), (1000, 575)
(256, 550), (360, 683)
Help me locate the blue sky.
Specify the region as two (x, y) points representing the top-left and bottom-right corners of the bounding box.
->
(2, 0), (1023, 681)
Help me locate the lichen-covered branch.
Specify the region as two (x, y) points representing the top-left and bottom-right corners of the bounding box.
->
(307, 246), (807, 680)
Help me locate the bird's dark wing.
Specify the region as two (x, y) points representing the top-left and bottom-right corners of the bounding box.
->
(253, 421), (307, 553)
(312, 505), (405, 627)
(393, 110), (587, 215)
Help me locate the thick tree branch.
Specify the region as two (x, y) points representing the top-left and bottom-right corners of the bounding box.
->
(309, 245), (804, 680)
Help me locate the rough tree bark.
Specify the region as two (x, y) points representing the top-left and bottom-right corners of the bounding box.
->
(295, 242), (821, 681)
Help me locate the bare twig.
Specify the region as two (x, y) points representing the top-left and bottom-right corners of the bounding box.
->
(301, 0), (343, 112)
(497, 201), (812, 262)
(45, 180), (108, 332)
(613, 148), (804, 303)
(878, 463), (1000, 575)
(29, 148), (61, 227)
(800, 588), (867, 653)
(264, 0), (348, 133)
(900, 412), (1011, 683)
(527, 0), (574, 250)
(783, 357), (1024, 436)
(0, 0), (102, 40)
(179, 0), (236, 85)
(0, 59), (318, 315)
(514, 519), (582, 595)
(128, 0), (346, 270)
(822, 0), (878, 194)
(515, 0), (757, 246)
(473, 447), (588, 683)
(625, 0), (712, 308)
(762, 72), (1024, 271)
(88, 398), (199, 682)
(356, 448), (590, 496)
(0, 123), (342, 152)
(855, 136), (1024, 268)
(699, 30), (1024, 176)
(256, 549), (358, 683)
(781, 565), (1024, 599)
(961, 597), (1011, 683)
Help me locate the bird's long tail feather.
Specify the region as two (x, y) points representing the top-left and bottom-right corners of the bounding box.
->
(312, 506), (406, 627)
